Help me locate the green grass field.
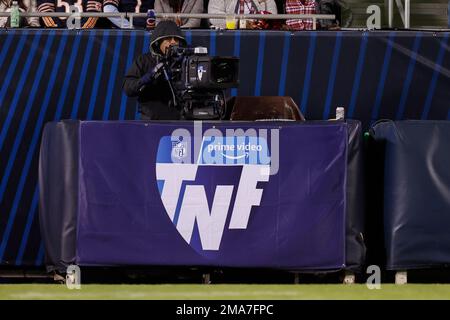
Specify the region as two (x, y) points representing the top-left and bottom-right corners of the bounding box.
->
(1, 284), (450, 300)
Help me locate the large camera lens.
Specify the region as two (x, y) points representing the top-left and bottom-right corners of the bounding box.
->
(211, 58), (238, 85)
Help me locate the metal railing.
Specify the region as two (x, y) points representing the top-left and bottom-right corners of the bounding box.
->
(0, 12), (336, 30)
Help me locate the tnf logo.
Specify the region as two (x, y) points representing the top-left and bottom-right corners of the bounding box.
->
(156, 163), (270, 250)
(155, 124), (278, 251)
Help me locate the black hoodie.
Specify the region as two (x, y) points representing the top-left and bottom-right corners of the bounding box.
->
(122, 21), (187, 120)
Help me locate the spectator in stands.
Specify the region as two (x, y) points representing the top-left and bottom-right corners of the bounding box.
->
(123, 20), (187, 119)
(284, 0), (317, 31)
(208, 0), (277, 29)
(154, 0), (203, 28)
(38, 0), (102, 28)
(0, 0), (40, 27)
(104, 0), (156, 29)
(315, 0), (352, 29)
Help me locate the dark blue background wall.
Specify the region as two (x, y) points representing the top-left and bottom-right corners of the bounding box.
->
(0, 29), (449, 266)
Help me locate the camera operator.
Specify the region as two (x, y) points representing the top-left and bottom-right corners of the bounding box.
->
(123, 20), (187, 120)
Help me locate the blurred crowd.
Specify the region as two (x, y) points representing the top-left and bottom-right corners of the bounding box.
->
(0, 0), (352, 31)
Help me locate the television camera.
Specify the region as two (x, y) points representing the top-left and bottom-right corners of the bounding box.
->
(159, 45), (239, 120)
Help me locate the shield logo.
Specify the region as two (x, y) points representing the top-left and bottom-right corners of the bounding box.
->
(198, 66), (204, 81)
(171, 140), (187, 159)
(156, 132), (273, 253)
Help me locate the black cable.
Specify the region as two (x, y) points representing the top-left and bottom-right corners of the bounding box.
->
(162, 65), (178, 108)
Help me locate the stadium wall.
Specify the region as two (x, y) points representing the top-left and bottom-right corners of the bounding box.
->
(0, 29), (449, 266)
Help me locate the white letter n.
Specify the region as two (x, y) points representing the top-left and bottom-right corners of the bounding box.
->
(176, 185), (233, 250)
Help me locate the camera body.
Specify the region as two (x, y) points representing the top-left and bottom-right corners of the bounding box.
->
(163, 46), (239, 120)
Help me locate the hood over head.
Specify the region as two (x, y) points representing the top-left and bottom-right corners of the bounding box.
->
(150, 20), (187, 57)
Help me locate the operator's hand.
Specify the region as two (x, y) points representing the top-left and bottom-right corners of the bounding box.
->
(139, 62), (165, 87)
